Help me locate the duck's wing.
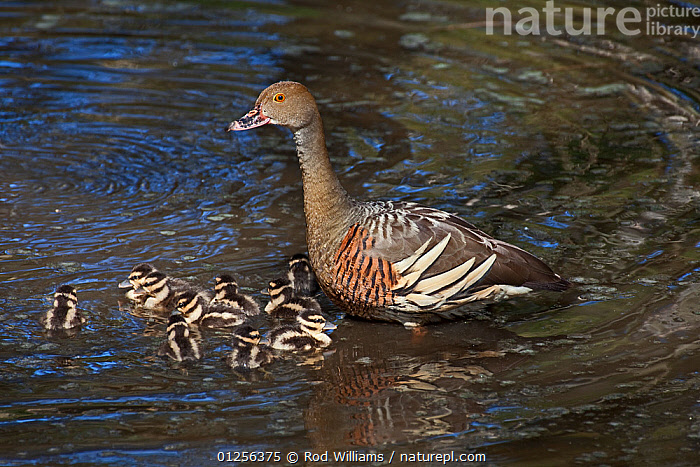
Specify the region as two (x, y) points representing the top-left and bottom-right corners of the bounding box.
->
(330, 201), (569, 314)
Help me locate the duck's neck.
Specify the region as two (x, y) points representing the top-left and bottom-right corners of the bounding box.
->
(293, 117), (354, 276)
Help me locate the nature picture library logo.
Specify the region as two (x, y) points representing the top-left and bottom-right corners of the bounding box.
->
(485, 1), (700, 38)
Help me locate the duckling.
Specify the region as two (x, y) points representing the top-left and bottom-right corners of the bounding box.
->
(133, 270), (199, 312)
(157, 313), (202, 361)
(226, 325), (274, 371)
(175, 290), (207, 324)
(266, 309), (337, 351)
(119, 263), (157, 302)
(264, 277), (322, 318)
(42, 284), (86, 330)
(133, 271), (176, 311)
(211, 274), (260, 316)
(287, 253), (319, 296)
(177, 290), (245, 328)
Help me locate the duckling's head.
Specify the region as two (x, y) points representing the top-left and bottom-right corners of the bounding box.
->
(176, 290), (204, 322)
(232, 325), (262, 347)
(288, 254), (313, 279)
(215, 273), (237, 287)
(53, 284), (78, 308)
(268, 277), (294, 297)
(264, 277), (296, 313)
(119, 263), (156, 289)
(297, 309), (336, 335)
(214, 274), (239, 295)
(138, 271), (168, 295)
(227, 81), (320, 133)
(166, 312), (190, 337)
(287, 253), (318, 295)
(289, 253), (311, 270)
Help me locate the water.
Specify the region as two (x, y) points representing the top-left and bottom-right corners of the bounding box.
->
(1, 0), (699, 465)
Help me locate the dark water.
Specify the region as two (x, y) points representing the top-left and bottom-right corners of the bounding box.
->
(1, 0), (699, 465)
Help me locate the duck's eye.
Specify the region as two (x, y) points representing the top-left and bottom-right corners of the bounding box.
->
(273, 93), (286, 103)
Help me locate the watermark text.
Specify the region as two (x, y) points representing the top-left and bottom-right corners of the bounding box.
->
(485, 1), (700, 38)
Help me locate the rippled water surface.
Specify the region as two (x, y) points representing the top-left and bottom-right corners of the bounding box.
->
(1, 0), (699, 465)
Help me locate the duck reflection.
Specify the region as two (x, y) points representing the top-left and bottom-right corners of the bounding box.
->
(304, 319), (542, 448)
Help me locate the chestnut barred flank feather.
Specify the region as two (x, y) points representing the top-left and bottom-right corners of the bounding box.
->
(229, 81), (570, 324)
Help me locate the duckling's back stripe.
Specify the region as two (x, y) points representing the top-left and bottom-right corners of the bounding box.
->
(332, 224), (397, 308)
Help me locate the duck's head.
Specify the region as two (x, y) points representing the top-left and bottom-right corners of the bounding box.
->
(166, 312), (189, 337)
(175, 290), (204, 322)
(297, 309), (337, 335)
(267, 277), (294, 297)
(53, 284), (78, 308)
(287, 253), (316, 291)
(289, 253), (312, 272)
(227, 81), (319, 133)
(232, 325), (263, 346)
(264, 277), (295, 313)
(214, 274), (239, 295)
(119, 263), (156, 289)
(132, 270), (168, 297)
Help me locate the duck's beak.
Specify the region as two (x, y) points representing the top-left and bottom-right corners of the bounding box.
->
(118, 279), (133, 289)
(227, 104), (271, 131)
(323, 321), (337, 331)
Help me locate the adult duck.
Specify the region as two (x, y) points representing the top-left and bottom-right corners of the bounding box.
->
(227, 81), (570, 325)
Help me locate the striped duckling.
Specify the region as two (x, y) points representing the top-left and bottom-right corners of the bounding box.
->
(177, 290), (245, 328)
(157, 313), (202, 362)
(226, 325), (274, 371)
(42, 284), (86, 331)
(210, 274), (260, 317)
(287, 253), (319, 296)
(264, 277), (322, 319)
(266, 309), (336, 351)
(133, 270), (199, 312)
(119, 263), (157, 303)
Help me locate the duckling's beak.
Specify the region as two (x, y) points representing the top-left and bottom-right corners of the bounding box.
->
(323, 321), (337, 331)
(118, 279), (133, 289)
(227, 104), (271, 131)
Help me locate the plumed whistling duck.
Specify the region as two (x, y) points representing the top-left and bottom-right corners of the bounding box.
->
(228, 81), (570, 325)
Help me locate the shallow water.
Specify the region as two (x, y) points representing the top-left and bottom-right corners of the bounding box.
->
(1, 0), (699, 465)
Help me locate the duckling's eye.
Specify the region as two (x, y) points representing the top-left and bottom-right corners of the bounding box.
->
(273, 93), (286, 103)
